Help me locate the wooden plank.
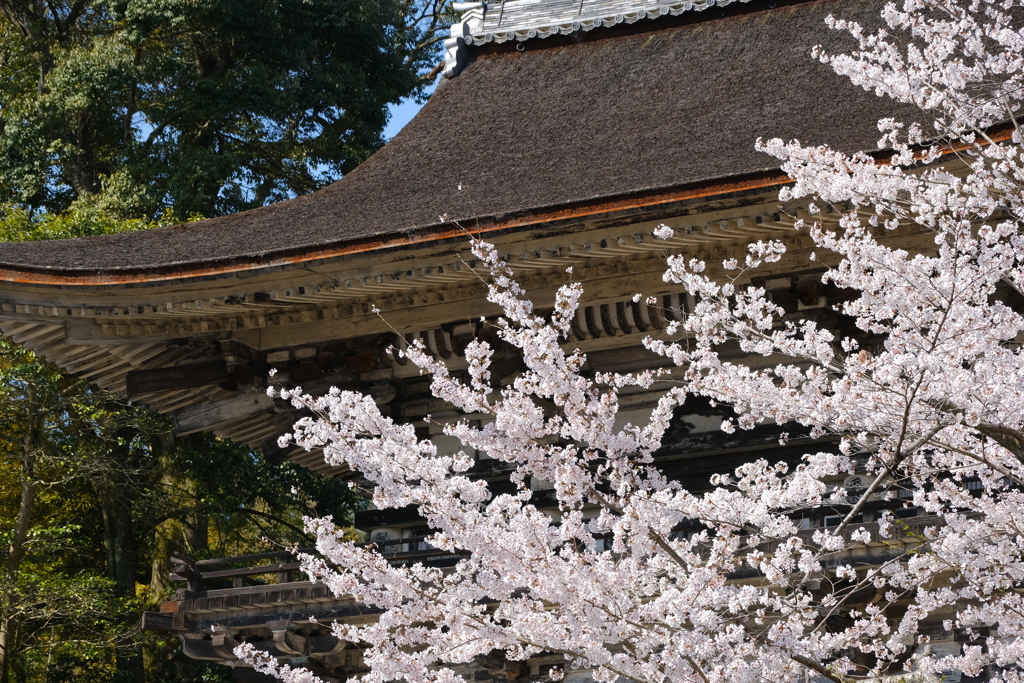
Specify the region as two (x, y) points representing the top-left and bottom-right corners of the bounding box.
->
(126, 359), (229, 396)
(200, 562), (302, 580)
(196, 550), (301, 567)
(179, 637), (225, 661)
(245, 271), (672, 350)
(8, 322), (63, 344)
(65, 318), (216, 344)
(173, 392), (276, 435)
(140, 611), (176, 632)
(241, 229), (936, 350)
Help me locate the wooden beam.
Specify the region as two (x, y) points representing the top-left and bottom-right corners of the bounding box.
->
(173, 392), (276, 435)
(367, 384), (397, 405)
(140, 611), (175, 633)
(242, 228), (938, 350)
(64, 318), (216, 345)
(179, 637), (226, 662)
(126, 360), (229, 396)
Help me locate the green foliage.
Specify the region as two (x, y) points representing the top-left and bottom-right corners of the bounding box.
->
(0, 322), (360, 681)
(0, 210), (360, 679)
(0, 0), (441, 218)
(163, 433), (355, 558)
(0, 0), (407, 675)
(0, 202), (192, 242)
(0, 337), (137, 682)
(5, 573), (132, 682)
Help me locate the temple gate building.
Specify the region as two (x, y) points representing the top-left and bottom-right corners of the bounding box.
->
(0, 0), (979, 679)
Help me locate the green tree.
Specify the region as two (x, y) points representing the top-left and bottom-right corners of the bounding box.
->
(0, 1), (412, 674)
(0, 0), (441, 218)
(0, 335), (360, 683)
(0, 209), (361, 682)
(0, 339), (136, 683)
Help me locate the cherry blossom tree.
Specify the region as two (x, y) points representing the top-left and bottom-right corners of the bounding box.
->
(238, 0), (1024, 681)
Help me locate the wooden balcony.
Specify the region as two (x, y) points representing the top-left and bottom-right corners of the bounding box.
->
(141, 536), (464, 682)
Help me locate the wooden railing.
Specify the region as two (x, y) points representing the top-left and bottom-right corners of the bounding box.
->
(169, 535), (463, 593)
(168, 502), (940, 594)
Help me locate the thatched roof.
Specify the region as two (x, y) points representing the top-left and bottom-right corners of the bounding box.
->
(0, 0), (910, 278)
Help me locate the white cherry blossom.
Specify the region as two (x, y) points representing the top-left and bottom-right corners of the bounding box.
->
(239, 0), (1024, 681)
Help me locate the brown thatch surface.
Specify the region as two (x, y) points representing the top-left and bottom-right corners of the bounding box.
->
(0, 0), (911, 275)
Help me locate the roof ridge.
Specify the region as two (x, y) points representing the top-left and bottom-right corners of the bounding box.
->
(444, 0), (753, 76)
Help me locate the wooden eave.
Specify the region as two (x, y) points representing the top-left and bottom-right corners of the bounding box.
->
(0, 171), (792, 287)
(0, 184), (810, 476)
(0, 186), (942, 476)
(0, 0), (969, 474)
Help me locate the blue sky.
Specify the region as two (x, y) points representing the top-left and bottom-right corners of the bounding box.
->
(383, 86), (433, 140)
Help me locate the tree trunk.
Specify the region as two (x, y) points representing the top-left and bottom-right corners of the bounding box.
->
(147, 431), (184, 604)
(0, 385), (40, 683)
(187, 510), (210, 557)
(94, 427), (143, 682)
(64, 113), (102, 197)
(96, 479), (139, 597)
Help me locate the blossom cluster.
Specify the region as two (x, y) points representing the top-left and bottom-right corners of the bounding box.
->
(239, 0), (1024, 681)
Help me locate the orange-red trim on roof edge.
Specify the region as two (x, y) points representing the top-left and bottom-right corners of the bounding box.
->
(0, 172), (792, 287)
(2, 122), (1012, 288)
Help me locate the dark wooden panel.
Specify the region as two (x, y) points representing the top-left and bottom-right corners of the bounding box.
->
(140, 611), (174, 632)
(174, 392), (275, 435)
(126, 360), (229, 396)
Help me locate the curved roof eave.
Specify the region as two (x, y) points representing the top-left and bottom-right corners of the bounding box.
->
(0, 171), (791, 286)
(0, 0), (915, 286)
